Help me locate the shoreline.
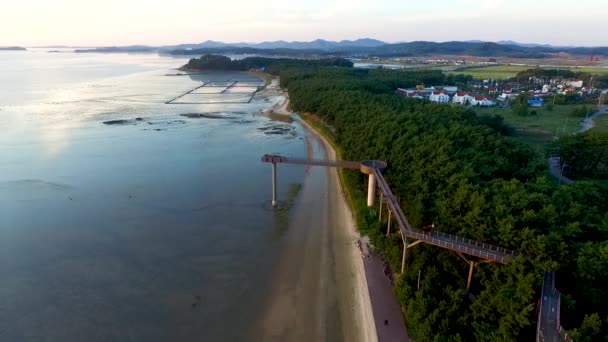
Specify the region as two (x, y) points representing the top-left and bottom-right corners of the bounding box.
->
(251, 81), (375, 341)
(253, 72), (406, 341)
(297, 115), (379, 342)
(298, 114), (409, 342)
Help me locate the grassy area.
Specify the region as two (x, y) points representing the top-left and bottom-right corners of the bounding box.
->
(451, 65), (608, 80)
(450, 65), (528, 79)
(475, 104), (589, 149)
(593, 114), (608, 132)
(566, 66), (608, 75)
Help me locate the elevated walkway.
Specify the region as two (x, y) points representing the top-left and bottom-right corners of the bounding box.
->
(262, 154), (567, 342)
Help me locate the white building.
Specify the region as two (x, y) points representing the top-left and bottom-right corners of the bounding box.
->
(471, 96), (495, 107)
(429, 91), (450, 103)
(407, 92), (426, 100)
(452, 92), (473, 105)
(443, 86), (458, 93)
(498, 93), (518, 102)
(566, 80), (583, 89)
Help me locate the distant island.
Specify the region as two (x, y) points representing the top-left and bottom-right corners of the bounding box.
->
(74, 46), (156, 53)
(0, 46), (26, 51)
(180, 54), (353, 72)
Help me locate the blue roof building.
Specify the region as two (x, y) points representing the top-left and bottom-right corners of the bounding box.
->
(528, 98), (544, 107)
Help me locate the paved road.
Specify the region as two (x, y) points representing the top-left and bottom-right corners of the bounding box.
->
(579, 106), (608, 133)
(548, 157), (575, 185)
(548, 106), (608, 185)
(539, 272), (561, 342)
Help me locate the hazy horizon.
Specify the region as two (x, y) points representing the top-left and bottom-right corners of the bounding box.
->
(1, 0), (607, 47)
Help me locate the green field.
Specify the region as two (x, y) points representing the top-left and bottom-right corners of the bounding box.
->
(475, 104), (589, 149)
(565, 66), (608, 75)
(593, 114), (608, 132)
(449, 65), (528, 79)
(451, 65), (608, 80)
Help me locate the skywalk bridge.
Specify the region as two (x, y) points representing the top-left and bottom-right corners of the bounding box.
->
(261, 154), (568, 342)
(261, 154), (517, 270)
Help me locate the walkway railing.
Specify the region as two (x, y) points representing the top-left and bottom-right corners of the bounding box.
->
(373, 168), (517, 264)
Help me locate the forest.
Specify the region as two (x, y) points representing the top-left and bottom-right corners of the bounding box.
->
(180, 54), (353, 72)
(559, 130), (608, 180)
(279, 66), (607, 341)
(183, 57), (608, 340)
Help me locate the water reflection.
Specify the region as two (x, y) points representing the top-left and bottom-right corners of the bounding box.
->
(0, 51), (305, 341)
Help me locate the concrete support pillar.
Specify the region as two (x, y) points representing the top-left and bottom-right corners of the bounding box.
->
(367, 173), (376, 207)
(379, 193), (383, 221)
(467, 261), (476, 291)
(386, 209), (392, 236)
(271, 162), (277, 207)
(401, 237), (408, 274)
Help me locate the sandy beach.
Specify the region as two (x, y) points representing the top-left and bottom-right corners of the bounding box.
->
(254, 80), (377, 340)
(297, 117), (409, 342)
(253, 75), (408, 341)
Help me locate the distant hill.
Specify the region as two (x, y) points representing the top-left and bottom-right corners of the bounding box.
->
(171, 38), (386, 51)
(0, 46), (26, 51)
(366, 41), (608, 57)
(495, 40), (577, 49)
(73, 39), (608, 58)
(169, 46), (344, 57)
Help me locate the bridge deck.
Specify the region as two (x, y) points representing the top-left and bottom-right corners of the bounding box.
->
(261, 154), (517, 263)
(373, 169), (516, 264)
(261, 154), (361, 169)
(262, 154), (568, 341)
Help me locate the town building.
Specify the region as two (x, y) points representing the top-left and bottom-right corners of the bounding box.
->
(453, 92), (473, 105)
(566, 80), (584, 89)
(407, 92), (426, 100)
(443, 86), (458, 94)
(528, 98), (545, 107)
(429, 91), (450, 103)
(471, 96), (495, 106)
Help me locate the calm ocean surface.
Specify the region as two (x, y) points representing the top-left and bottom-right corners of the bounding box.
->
(0, 49), (306, 341)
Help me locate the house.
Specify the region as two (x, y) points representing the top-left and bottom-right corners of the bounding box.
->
(471, 96), (495, 107)
(407, 92), (426, 100)
(488, 87), (497, 94)
(395, 88), (410, 96)
(503, 86), (513, 94)
(528, 98), (544, 107)
(566, 80), (583, 88)
(498, 93), (518, 101)
(429, 91), (450, 103)
(453, 92), (473, 105)
(443, 86), (458, 94)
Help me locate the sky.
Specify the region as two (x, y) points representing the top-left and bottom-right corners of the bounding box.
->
(1, 0), (607, 47)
